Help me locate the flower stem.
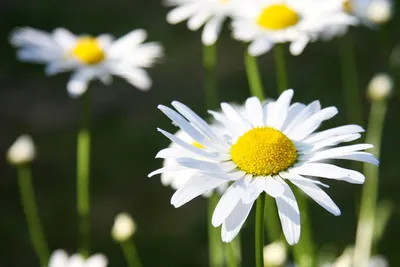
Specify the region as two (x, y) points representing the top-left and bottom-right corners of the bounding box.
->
(121, 239), (143, 267)
(353, 99), (388, 267)
(208, 193), (225, 267)
(245, 51), (265, 100)
(77, 90), (91, 257)
(255, 193), (266, 267)
(273, 43), (315, 267)
(338, 36), (363, 126)
(203, 44), (219, 109)
(226, 237), (240, 267)
(274, 44), (288, 94)
(18, 165), (50, 267)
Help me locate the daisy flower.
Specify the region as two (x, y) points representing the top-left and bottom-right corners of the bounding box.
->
(344, 0), (393, 25)
(48, 250), (107, 267)
(231, 0), (357, 56)
(149, 89), (378, 244)
(166, 0), (242, 45)
(10, 27), (163, 97)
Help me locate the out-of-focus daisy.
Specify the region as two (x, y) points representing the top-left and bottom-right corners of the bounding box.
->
(10, 27), (163, 97)
(320, 247), (388, 267)
(7, 134), (35, 166)
(160, 129), (228, 196)
(344, 0), (393, 25)
(48, 250), (107, 267)
(231, 0), (357, 56)
(166, 0), (241, 45)
(149, 89), (378, 244)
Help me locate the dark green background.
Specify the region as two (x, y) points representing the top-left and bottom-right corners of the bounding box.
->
(1, 0), (400, 266)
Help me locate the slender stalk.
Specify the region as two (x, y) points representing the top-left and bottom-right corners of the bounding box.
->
(274, 44), (288, 94)
(121, 239), (143, 267)
(245, 52), (265, 100)
(338, 36), (363, 126)
(77, 90), (91, 257)
(203, 44), (218, 109)
(255, 193), (266, 267)
(353, 100), (388, 267)
(273, 43), (315, 267)
(208, 193), (224, 267)
(18, 165), (50, 267)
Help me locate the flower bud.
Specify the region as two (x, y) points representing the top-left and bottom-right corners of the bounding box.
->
(367, 0), (393, 24)
(112, 213), (136, 242)
(367, 73), (394, 101)
(7, 135), (35, 166)
(263, 241), (287, 266)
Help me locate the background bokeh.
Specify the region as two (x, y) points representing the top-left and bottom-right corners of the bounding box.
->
(1, 0), (400, 266)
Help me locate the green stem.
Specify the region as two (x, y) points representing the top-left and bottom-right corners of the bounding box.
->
(208, 193), (224, 267)
(338, 36), (363, 126)
(18, 165), (50, 267)
(203, 44), (218, 109)
(226, 237), (240, 267)
(121, 239), (143, 267)
(273, 43), (315, 267)
(353, 100), (387, 267)
(245, 51), (265, 100)
(77, 90), (91, 257)
(274, 44), (288, 94)
(255, 194), (266, 267)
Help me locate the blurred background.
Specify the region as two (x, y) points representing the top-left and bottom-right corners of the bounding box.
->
(1, 0), (400, 266)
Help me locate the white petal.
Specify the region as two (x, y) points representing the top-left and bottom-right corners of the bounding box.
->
(303, 133), (361, 153)
(283, 100), (321, 134)
(291, 163), (365, 184)
(289, 37), (309, 56)
(84, 254), (108, 267)
(156, 147), (197, 159)
(242, 178), (263, 204)
(281, 103), (306, 132)
(291, 179), (340, 216)
(202, 15), (225, 45)
(280, 171), (329, 188)
(148, 164), (187, 177)
(187, 11), (212, 31)
(245, 97), (264, 127)
(113, 67), (152, 91)
(212, 179), (248, 226)
(48, 250), (69, 267)
(45, 60), (77, 76)
(264, 177), (285, 198)
(171, 175), (228, 207)
(166, 3), (201, 24)
(176, 158), (236, 173)
(275, 178), (300, 245)
(68, 254), (85, 267)
(304, 125), (364, 144)
(220, 102), (251, 131)
(303, 144), (375, 162)
(221, 200), (254, 242)
(67, 70), (94, 97)
(52, 28), (77, 50)
(108, 29), (147, 57)
(248, 38), (273, 57)
(270, 89), (294, 130)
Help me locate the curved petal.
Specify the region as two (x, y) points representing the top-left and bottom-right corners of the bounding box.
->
(202, 15), (225, 45)
(221, 200), (255, 243)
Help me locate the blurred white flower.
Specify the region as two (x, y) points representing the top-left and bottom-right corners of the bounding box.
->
(166, 0), (242, 45)
(112, 213), (136, 242)
(367, 73), (394, 101)
(320, 247), (388, 267)
(7, 135), (35, 165)
(48, 250), (107, 267)
(10, 28), (163, 97)
(345, 0), (393, 25)
(263, 241), (287, 266)
(231, 0), (356, 56)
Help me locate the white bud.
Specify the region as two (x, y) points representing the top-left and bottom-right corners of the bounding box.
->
(7, 135), (35, 165)
(263, 241), (287, 266)
(367, 73), (394, 101)
(367, 0), (393, 24)
(112, 213), (136, 242)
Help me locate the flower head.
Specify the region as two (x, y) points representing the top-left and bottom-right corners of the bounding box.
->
(344, 0), (393, 25)
(367, 73), (394, 101)
(149, 89), (378, 244)
(7, 135), (35, 166)
(112, 213), (136, 242)
(48, 250), (107, 267)
(166, 0), (241, 45)
(231, 0), (357, 56)
(10, 28), (163, 97)
(263, 241), (287, 266)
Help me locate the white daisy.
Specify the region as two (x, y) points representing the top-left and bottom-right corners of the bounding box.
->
(149, 89), (378, 244)
(48, 250), (107, 267)
(231, 0), (357, 56)
(10, 27), (163, 97)
(166, 0), (242, 45)
(344, 0), (393, 25)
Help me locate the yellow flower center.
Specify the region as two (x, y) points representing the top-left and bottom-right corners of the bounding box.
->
(230, 127), (297, 177)
(257, 4), (300, 30)
(192, 141), (205, 149)
(343, 0), (352, 13)
(72, 37), (105, 65)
